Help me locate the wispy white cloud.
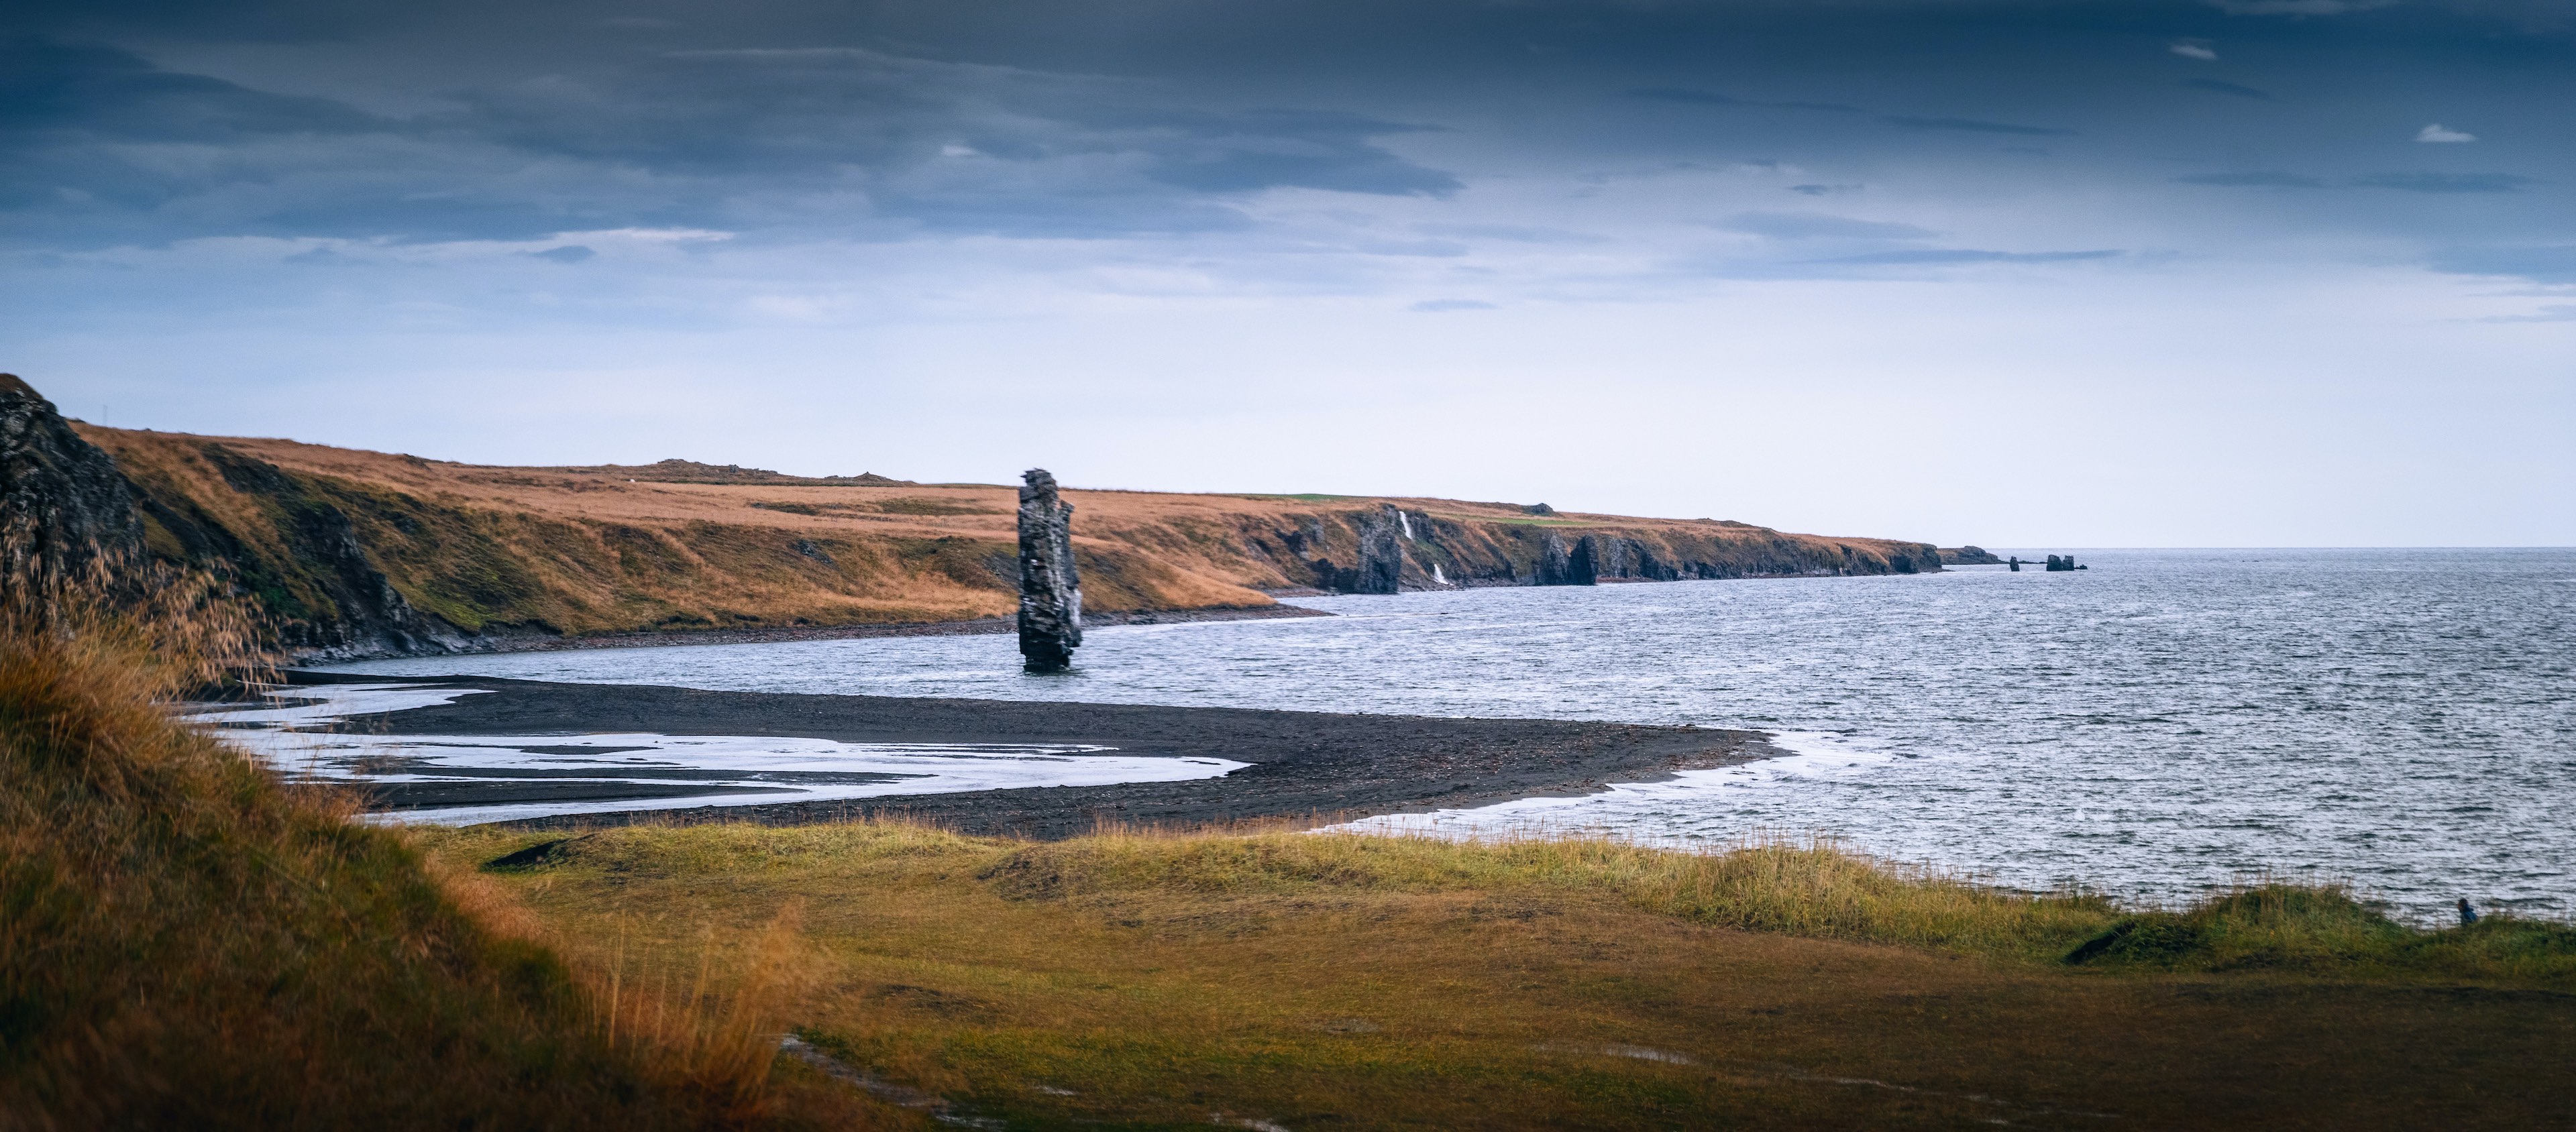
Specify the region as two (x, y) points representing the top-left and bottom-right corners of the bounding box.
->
(2474, 304), (2576, 323)
(2170, 41), (2220, 60)
(2416, 123), (2476, 143)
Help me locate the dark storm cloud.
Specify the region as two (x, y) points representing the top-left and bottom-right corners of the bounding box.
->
(1, 0), (2569, 253)
(0, 32), (1454, 245)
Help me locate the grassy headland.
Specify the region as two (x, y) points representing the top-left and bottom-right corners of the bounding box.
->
(419, 819), (2576, 1129)
(75, 424), (1941, 657)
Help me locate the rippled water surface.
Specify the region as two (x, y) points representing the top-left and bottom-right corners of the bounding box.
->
(327, 549), (2576, 920)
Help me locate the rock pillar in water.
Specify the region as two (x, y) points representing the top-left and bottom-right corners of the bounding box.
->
(0, 374), (144, 589)
(1016, 469), (1082, 671)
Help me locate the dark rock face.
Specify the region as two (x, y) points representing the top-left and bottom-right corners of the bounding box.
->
(1016, 468), (1082, 671)
(2045, 554), (2080, 572)
(1535, 531), (1597, 585)
(1941, 545), (2004, 565)
(1301, 506), (1406, 594)
(0, 374), (144, 588)
(183, 445), (461, 658)
(1354, 506), (1404, 594)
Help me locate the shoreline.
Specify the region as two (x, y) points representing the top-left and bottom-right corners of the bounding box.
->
(274, 672), (1774, 836)
(368, 603), (1333, 661)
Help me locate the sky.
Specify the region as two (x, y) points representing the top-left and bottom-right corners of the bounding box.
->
(4, 0), (2571, 547)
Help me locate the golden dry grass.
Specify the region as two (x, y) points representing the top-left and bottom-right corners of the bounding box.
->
(419, 819), (2576, 1131)
(0, 563), (907, 1131)
(76, 424), (1941, 644)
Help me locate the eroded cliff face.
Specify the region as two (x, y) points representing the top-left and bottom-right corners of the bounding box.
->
(1235, 505), (1941, 595)
(37, 399), (1943, 659)
(0, 375), (144, 587)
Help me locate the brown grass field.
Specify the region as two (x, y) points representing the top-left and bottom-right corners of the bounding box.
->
(76, 426), (1943, 646)
(417, 820), (2576, 1131)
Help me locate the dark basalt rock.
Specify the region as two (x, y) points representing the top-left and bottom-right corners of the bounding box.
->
(1304, 506), (1406, 594)
(0, 374), (144, 587)
(1016, 468), (1083, 671)
(1535, 531), (1597, 585)
(1941, 545), (2004, 565)
(1354, 505), (1404, 594)
(191, 444), (462, 657)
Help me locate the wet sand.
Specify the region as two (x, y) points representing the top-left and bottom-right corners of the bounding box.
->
(281, 671), (1771, 836)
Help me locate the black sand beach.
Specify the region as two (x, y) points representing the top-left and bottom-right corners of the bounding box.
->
(282, 672), (1770, 836)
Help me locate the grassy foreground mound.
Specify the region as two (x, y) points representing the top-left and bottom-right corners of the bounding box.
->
(427, 820), (2576, 1131)
(0, 583), (897, 1129)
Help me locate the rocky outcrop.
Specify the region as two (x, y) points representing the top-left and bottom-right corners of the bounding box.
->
(167, 445), (464, 657)
(1353, 506), (1404, 594)
(1535, 531), (1595, 585)
(0, 374), (144, 589)
(1016, 469), (1082, 671)
(1941, 545), (2004, 565)
(1295, 506), (1407, 594)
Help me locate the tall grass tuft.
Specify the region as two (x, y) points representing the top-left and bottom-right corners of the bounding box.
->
(0, 552), (883, 1129)
(979, 824), (2125, 959)
(2063, 881), (2576, 981)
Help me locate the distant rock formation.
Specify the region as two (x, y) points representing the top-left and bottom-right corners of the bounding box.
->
(2045, 554), (2084, 572)
(1354, 505), (1404, 594)
(1016, 469), (1082, 671)
(1941, 545), (2004, 565)
(1297, 506), (1407, 594)
(1536, 532), (1597, 585)
(0, 374), (144, 589)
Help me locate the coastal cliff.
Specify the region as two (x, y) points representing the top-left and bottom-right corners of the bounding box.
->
(15, 383), (1942, 659)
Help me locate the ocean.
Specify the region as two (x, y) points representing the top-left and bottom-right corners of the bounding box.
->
(323, 548), (2575, 923)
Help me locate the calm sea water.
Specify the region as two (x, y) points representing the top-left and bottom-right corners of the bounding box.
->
(326, 549), (2576, 921)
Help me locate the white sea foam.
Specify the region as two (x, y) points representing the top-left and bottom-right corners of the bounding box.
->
(193, 683), (1247, 826)
(1332, 731), (1900, 843)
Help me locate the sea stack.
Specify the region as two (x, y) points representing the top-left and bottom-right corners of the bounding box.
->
(1016, 468), (1082, 672)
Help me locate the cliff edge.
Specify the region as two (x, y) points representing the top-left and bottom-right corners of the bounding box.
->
(4, 378), (1945, 659)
